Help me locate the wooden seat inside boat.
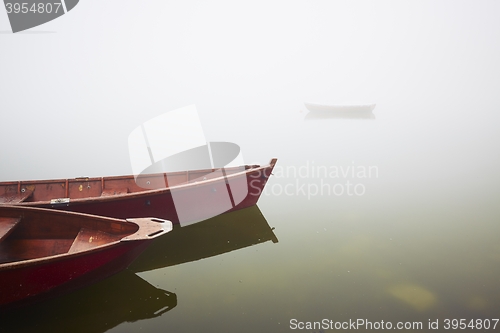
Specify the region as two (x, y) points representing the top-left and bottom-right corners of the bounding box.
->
(0, 216), (73, 264)
(0, 217), (21, 243)
(0, 228), (123, 264)
(0, 216), (124, 264)
(0, 238), (74, 264)
(0, 189), (34, 204)
(68, 228), (123, 253)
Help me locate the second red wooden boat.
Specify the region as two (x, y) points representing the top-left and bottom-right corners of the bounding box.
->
(0, 159), (277, 225)
(0, 205), (172, 310)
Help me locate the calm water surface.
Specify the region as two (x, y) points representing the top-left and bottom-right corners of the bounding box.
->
(2, 108), (500, 333)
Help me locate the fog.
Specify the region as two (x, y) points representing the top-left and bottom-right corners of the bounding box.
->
(1, 0), (500, 183)
(2, 2), (500, 331)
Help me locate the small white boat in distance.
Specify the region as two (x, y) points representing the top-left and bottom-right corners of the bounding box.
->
(304, 102), (376, 113)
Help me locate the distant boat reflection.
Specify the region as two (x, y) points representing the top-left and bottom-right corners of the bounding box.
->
(304, 110), (376, 120)
(303, 102), (376, 120)
(0, 270), (177, 333)
(130, 205), (278, 273)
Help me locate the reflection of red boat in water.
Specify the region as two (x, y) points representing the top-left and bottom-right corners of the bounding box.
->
(0, 159), (277, 225)
(130, 205), (279, 273)
(0, 269), (177, 332)
(0, 205), (171, 310)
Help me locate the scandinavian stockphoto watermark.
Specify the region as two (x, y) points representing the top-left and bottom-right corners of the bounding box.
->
(3, 0), (79, 33)
(290, 318), (423, 330)
(253, 160), (379, 199)
(128, 105), (247, 226)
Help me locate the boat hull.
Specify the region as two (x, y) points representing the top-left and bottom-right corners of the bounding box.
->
(0, 159), (277, 225)
(0, 239), (149, 310)
(43, 167), (270, 224)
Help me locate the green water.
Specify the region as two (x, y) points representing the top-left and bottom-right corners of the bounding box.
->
(2, 111), (500, 333)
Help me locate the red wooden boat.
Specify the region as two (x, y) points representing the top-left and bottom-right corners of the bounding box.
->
(0, 159), (277, 225)
(0, 205), (172, 310)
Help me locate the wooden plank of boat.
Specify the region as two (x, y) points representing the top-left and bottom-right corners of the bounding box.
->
(0, 158), (278, 225)
(0, 217), (21, 242)
(0, 185), (34, 204)
(0, 205), (172, 310)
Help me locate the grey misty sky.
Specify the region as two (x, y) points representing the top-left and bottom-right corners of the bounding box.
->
(1, 0), (499, 181)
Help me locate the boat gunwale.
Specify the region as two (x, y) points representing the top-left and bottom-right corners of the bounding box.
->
(0, 161), (271, 185)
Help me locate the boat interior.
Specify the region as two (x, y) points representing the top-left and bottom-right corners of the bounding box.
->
(0, 208), (137, 265)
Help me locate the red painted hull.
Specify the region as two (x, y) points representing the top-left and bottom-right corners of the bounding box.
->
(46, 168), (270, 224)
(0, 159), (277, 225)
(0, 239), (149, 310)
